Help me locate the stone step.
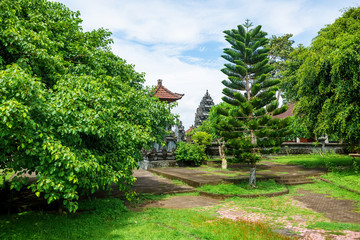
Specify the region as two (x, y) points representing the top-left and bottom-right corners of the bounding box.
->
(276, 178), (315, 185)
(149, 168), (319, 187)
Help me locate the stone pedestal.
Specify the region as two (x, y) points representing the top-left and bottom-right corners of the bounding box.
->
(140, 133), (179, 170)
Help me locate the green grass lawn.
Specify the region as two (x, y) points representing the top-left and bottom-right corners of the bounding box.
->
(0, 197), (291, 240)
(307, 221), (360, 232)
(197, 180), (287, 195)
(321, 171), (360, 193)
(269, 153), (360, 193)
(269, 153), (357, 169)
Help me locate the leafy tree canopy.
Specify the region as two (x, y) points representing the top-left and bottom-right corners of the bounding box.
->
(281, 44), (308, 102)
(0, 0), (174, 212)
(267, 34), (294, 101)
(290, 7), (360, 149)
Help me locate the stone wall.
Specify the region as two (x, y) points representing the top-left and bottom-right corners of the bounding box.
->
(279, 142), (348, 155)
(139, 160), (178, 170)
(206, 141), (348, 158)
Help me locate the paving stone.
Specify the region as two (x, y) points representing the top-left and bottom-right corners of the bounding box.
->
(294, 189), (360, 224)
(132, 169), (194, 194)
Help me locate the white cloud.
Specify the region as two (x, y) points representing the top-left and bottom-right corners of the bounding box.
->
(111, 37), (224, 128)
(56, 0), (358, 128)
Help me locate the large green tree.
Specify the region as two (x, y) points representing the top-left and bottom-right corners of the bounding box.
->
(267, 34), (294, 102)
(220, 20), (289, 187)
(281, 44), (308, 102)
(0, 0), (174, 212)
(291, 7), (360, 152)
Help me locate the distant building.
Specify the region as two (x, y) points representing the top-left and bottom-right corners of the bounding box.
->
(274, 103), (316, 143)
(194, 90), (214, 128)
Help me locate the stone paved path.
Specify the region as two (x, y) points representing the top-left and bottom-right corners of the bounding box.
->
(148, 167), (227, 187)
(131, 170), (220, 210)
(136, 168), (360, 225)
(294, 189), (360, 224)
(132, 169), (194, 195)
(149, 162), (325, 187)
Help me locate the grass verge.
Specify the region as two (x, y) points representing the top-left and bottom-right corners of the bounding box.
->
(320, 171), (360, 193)
(269, 153), (357, 169)
(197, 180), (287, 195)
(307, 221), (360, 232)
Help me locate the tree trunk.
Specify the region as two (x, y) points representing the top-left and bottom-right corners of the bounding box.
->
(276, 89), (281, 102)
(250, 130), (257, 188)
(246, 65), (257, 188)
(217, 138), (227, 169)
(249, 166), (256, 188)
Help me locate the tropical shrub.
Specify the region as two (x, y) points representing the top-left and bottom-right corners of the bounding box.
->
(175, 142), (207, 166)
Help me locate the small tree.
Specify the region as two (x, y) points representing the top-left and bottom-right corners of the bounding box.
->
(220, 20), (289, 188)
(192, 131), (213, 147)
(174, 142), (207, 166)
(195, 103), (233, 169)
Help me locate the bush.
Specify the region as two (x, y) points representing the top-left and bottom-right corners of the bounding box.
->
(175, 142), (207, 166)
(192, 131), (212, 146)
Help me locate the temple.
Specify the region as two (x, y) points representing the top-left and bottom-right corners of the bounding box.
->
(140, 79), (185, 169)
(194, 90), (214, 128)
(154, 79), (184, 103)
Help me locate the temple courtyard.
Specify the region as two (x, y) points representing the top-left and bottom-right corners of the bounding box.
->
(1, 155), (360, 240)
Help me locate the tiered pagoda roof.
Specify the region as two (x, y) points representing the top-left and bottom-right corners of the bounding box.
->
(194, 90), (214, 127)
(154, 79), (184, 103)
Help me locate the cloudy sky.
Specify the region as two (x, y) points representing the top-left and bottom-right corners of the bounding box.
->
(56, 0), (358, 129)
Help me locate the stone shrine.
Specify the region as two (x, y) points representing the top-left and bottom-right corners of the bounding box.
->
(194, 90), (214, 128)
(140, 79), (184, 169)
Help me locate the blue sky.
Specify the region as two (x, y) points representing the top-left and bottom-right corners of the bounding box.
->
(56, 0), (359, 129)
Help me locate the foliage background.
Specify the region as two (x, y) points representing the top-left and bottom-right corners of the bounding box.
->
(284, 7), (360, 151)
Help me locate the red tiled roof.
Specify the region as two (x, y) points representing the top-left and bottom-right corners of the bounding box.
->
(154, 79), (184, 102)
(186, 126), (194, 133)
(273, 103), (295, 119)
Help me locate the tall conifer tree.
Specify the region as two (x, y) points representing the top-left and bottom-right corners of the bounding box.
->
(220, 20), (289, 187)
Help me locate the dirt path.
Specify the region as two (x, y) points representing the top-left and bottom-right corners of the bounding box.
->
(293, 189), (360, 224)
